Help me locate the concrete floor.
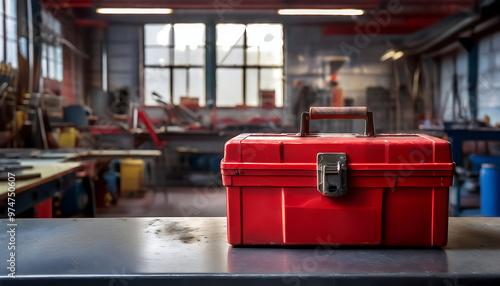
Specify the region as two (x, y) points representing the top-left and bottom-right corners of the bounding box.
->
(97, 187), (226, 217)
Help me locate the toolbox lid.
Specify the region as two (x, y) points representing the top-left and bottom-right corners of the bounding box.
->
(222, 107), (454, 190)
(222, 133), (453, 168)
(221, 133), (454, 189)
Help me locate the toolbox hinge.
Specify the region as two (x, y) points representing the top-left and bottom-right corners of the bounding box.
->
(317, 153), (347, 197)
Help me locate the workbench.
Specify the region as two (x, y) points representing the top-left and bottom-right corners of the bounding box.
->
(0, 149), (161, 217)
(0, 160), (82, 218)
(419, 126), (500, 216)
(0, 160), (81, 197)
(0, 217), (499, 285)
(419, 125), (500, 167)
(31, 149), (162, 161)
(38, 149), (162, 214)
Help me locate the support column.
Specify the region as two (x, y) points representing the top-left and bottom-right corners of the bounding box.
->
(467, 43), (478, 124)
(205, 21), (216, 108)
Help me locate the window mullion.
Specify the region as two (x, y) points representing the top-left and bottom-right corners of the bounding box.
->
(170, 24), (174, 104)
(186, 67), (189, 96)
(257, 66), (261, 107)
(2, 0), (5, 63)
(242, 25), (247, 106)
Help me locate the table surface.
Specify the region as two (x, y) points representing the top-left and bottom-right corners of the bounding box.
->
(32, 149), (162, 161)
(0, 217), (499, 284)
(0, 160), (82, 198)
(419, 125), (500, 132)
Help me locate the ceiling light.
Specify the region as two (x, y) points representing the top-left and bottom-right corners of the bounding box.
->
(96, 8), (173, 15)
(380, 49), (404, 61)
(380, 49), (395, 62)
(392, 51), (404, 60)
(277, 9), (364, 16)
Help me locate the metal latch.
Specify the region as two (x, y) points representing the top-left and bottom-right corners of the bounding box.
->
(317, 153), (347, 197)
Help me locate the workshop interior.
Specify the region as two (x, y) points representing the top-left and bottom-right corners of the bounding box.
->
(1, 0), (500, 284)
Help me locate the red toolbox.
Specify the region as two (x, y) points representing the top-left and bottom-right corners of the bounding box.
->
(221, 107), (455, 246)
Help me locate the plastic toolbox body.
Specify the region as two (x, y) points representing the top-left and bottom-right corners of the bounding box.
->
(221, 107), (454, 246)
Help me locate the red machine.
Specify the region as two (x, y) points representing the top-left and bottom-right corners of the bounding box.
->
(221, 107), (454, 246)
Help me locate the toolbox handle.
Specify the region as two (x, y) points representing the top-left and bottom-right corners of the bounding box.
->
(300, 107), (375, 137)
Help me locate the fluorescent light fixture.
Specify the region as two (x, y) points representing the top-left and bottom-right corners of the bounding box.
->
(380, 49), (404, 61)
(392, 51), (404, 60)
(380, 49), (395, 62)
(96, 8), (173, 15)
(277, 9), (364, 16)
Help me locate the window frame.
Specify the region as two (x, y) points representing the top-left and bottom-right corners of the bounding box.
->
(215, 23), (284, 107)
(1, 0), (18, 68)
(41, 10), (63, 82)
(143, 23), (206, 106)
(142, 22), (285, 108)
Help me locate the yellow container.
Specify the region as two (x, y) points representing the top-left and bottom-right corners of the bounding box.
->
(16, 110), (26, 131)
(120, 158), (145, 195)
(58, 127), (78, 148)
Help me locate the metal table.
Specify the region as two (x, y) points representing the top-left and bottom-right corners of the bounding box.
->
(419, 126), (500, 216)
(419, 126), (500, 167)
(1, 217), (499, 285)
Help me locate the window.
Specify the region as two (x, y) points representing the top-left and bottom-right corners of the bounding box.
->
(216, 24), (284, 107)
(144, 23), (206, 106)
(142, 23), (283, 108)
(41, 10), (63, 81)
(0, 0), (17, 68)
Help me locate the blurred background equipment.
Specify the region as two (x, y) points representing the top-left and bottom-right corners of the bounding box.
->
(0, 1), (499, 285)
